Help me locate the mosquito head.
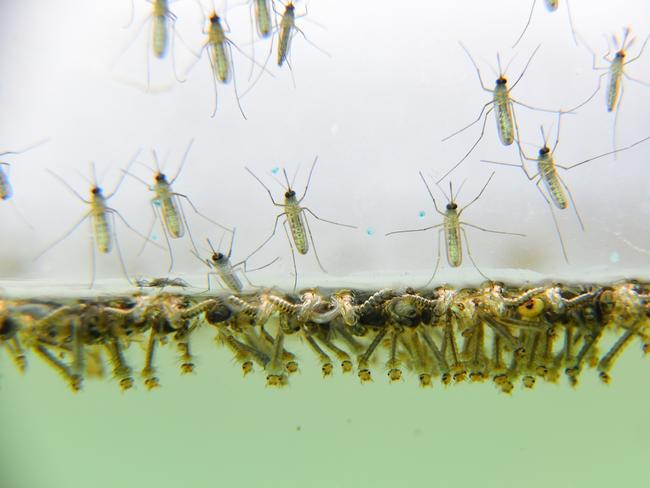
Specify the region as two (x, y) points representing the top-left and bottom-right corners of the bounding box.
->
(91, 186), (103, 196)
(539, 146), (550, 156)
(286, 2), (295, 12)
(209, 11), (221, 25)
(615, 50), (626, 59)
(285, 189), (296, 199)
(154, 172), (168, 183)
(496, 76), (507, 85)
(446, 202), (458, 211)
(211, 252), (225, 263)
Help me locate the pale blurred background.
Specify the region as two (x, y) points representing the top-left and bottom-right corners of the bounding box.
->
(0, 1), (649, 487)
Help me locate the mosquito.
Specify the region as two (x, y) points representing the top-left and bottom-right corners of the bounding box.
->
(186, 2), (263, 118)
(481, 115), (650, 261)
(569, 27), (650, 152)
(438, 42), (564, 183)
(244, 1), (328, 91)
(0, 139), (48, 225)
(245, 157), (356, 290)
(36, 153), (153, 288)
(386, 172), (525, 286)
(121, 0), (187, 88)
(192, 229), (278, 292)
(512, 0), (578, 48)
(123, 139), (231, 272)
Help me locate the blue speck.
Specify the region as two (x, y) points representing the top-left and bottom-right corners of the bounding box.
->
(366, 227), (375, 236)
(271, 167), (280, 175)
(609, 251), (620, 264)
(153, 199), (161, 207)
(418, 210), (426, 218)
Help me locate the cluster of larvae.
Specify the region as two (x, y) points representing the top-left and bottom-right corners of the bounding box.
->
(1, 281), (648, 393)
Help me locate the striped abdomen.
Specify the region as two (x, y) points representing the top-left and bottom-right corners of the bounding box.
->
(286, 206), (308, 254)
(493, 85), (514, 146)
(209, 40), (230, 83)
(254, 0), (272, 38)
(91, 206), (112, 254)
(217, 264), (243, 292)
(538, 158), (567, 209)
(444, 211), (462, 267)
(607, 59), (623, 112)
(277, 11), (295, 66)
(152, 14), (168, 58)
(160, 196), (184, 238)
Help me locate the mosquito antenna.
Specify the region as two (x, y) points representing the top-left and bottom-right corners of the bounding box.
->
(496, 52), (503, 76)
(454, 178), (469, 202)
(282, 168), (291, 189)
(90, 161), (99, 187)
(0, 138), (50, 157)
(206, 237), (217, 254)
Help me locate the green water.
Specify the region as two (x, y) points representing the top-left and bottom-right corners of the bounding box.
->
(1, 323), (649, 488)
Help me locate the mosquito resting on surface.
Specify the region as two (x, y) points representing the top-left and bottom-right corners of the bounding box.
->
(123, 139), (231, 273)
(569, 27), (650, 152)
(512, 0), (578, 48)
(120, 0), (187, 88)
(386, 172), (525, 286)
(438, 42), (566, 183)
(245, 157), (356, 290)
(36, 153), (155, 288)
(192, 229), (279, 293)
(0, 139), (48, 226)
(244, 1), (329, 91)
(481, 114), (650, 261)
(187, 2), (270, 118)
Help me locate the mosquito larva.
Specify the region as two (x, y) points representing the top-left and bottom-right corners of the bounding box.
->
(438, 43), (562, 182)
(512, 0), (578, 48)
(386, 172), (525, 285)
(245, 157), (356, 290)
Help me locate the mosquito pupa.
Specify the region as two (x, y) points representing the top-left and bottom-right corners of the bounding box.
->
(438, 43), (564, 183)
(245, 157), (357, 290)
(512, 0), (578, 48)
(481, 115), (650, 261)
(36, 153), (154, 288)
(386, 172), (525, 285)
(569, 28), (650, 152)
(124, 139), (231, 272)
